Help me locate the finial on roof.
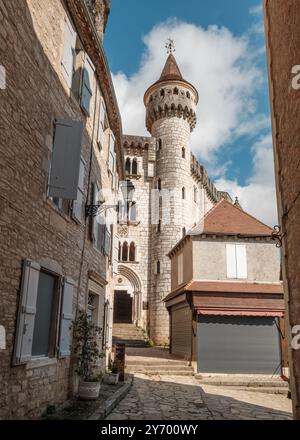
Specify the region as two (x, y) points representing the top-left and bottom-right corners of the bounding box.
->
(234, 196), (242, 209)
(165, 38), (175, 54)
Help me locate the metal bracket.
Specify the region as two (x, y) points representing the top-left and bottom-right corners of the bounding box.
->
(272, 225), (284, 248)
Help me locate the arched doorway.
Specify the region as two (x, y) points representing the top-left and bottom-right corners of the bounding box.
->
(114, 265), (143, 327)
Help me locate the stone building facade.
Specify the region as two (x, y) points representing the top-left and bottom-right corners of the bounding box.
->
(263, 0), (300, 420)
(115, 54), (232, 345)
(0, 0), (123, 419)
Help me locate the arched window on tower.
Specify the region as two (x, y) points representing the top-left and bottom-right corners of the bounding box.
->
(129, 242), (136, 262)
(160, 89), (165, 97)
(186, 91), (190, 99)
(122, 242), (128, 262)
(182, 147), (186, 159)
(174, 87), (179, 95)
(125, 158), (131, 175)
(132, 158), (138, 175)
(182, 187), (186, 199)
(158, 178), (162, 191)
(158, 139), (162, 151)
(156, 260), (161, 275)
(118, 242), (121, 261)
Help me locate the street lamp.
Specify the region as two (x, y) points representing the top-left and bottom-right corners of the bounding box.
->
(85, 180), (135, 218)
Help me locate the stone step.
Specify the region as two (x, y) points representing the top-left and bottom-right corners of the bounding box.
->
(126, 369), (194, 376)
(127, 364), (192, 371)
(221, 386), (289, 395)
(196, 377), (288, 388)
(126, 360), (187, 366)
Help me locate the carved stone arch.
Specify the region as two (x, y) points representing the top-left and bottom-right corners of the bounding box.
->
(117, 265), (144, 326)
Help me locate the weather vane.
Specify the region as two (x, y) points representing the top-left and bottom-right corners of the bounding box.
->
(165, 38), (175, 54)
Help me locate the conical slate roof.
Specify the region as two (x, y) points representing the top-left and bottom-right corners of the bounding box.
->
(159, 53), (184, 81)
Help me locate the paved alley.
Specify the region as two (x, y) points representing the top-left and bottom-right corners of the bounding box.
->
(106, 348), (293, 421)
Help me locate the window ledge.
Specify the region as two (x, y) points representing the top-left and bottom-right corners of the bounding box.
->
(26, 357), (57, 370)
(118, 260), (139, 264)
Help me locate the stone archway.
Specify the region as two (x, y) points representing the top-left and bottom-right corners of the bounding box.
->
(115, 265), (143, 327)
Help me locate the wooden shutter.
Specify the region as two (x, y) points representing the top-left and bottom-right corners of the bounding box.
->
(97, 99), (106, 147)
(72, 156), (85, 222)
(13, 260), (40, 365)
(236, 244), (247, 279)
(59, 277), (75, 358)
(108, 133), (115, 172)
(226, 244), (237, 278)
(81, 55), (95, 114)
(48, 120), (83, 200)
(61, 17), (76, 88)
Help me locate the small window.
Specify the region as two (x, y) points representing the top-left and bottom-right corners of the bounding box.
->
(118, 242), (121, 261)
(182, 187), (185, 199)
(32, 271), (58, 357)
(122, 242), (128, 262)
(156, 260), (161, 275)
(157, 220), (161, 233)
(186, 91), (190, 99)
(182, 147), (186, 159)
(174, 87), (179, 95)
(158, 179), (162, 191)
(129, 242), (136, 262)
(158, 139), (162, 150)
(182, 227), (186, 237)
(132, 158), (138, 175)
(125, 158), (131, 175)
(160, 89), (165, 97)
(129, 202), (137, 222)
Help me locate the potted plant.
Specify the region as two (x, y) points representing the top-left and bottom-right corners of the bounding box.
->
(104, 360), (119, 385)
(73, 310), (104, 400)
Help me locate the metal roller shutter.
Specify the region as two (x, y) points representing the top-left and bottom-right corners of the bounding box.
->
(171, 305), (191, 359)
(197, 316), (281, 374)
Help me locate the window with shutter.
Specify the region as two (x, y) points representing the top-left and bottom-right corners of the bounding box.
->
(108, 132), (115, 172)
(61, 17), (76, 89)
(97, 99), (106, 148)
(112, 235), (120, 274)
(48, 120), (83, 200)
(59, 277), (75, 358)
(226, 244), (247, 279)
(81, 55), (95, 115)
(72, 156), (85, 222)
(103, 227), (111, 257)
(13, 260), (40, 365)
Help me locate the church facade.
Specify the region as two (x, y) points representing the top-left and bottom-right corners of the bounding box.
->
(114, 53), (232, 345)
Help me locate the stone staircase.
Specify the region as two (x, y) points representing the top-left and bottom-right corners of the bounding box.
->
(112, 323), (149, 348)
(125, 347), (195, 376)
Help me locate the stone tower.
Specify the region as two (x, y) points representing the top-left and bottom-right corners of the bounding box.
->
(144, 53), (199, 344)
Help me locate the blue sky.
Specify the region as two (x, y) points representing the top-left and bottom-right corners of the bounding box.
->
(104, 0), (276, 225)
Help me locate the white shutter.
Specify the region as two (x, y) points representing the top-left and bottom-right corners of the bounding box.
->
(48, 120), (83, 200)
(236, 244), (247, 279)
(59, 277), (75, 358)
(81, 55), (95, 114)
(61, 17), (76, 88)
(226, 244), (237, 278)
(112, 236), (119, 274)
(13, 260), (40, 365)
(72, 156), (85, 222)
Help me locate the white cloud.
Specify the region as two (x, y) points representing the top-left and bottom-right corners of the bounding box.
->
(215, 134), (277, 226)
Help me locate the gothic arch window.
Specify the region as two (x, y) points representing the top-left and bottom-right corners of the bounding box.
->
(122, 242), (128, 262)
(129, 242), (136, 262)
(132, 158), (138, 175)
(182, 147), (186, 159)
(157, 260), (161, 275)
(182, 187), (186, 199)
(125, 157), (131, 175)
(158, 139), (162, 150)
(186, 91), (190, 99)
(158, 178), (162, 191)
(174, 87), (179, 95)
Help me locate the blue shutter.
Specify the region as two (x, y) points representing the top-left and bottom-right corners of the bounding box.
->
(13, 260), (40, 365)
(81, 55), (95, 114)
(72, 156), (85, 222)
(59, 277), (75, 358)
(61, 18), (76, 88)
(48, 120), (83, 200)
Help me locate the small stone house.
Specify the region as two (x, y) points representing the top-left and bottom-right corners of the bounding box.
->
(165, 200), (286, 375)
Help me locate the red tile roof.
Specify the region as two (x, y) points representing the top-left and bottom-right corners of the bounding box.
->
(189, 199), (273, 236)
